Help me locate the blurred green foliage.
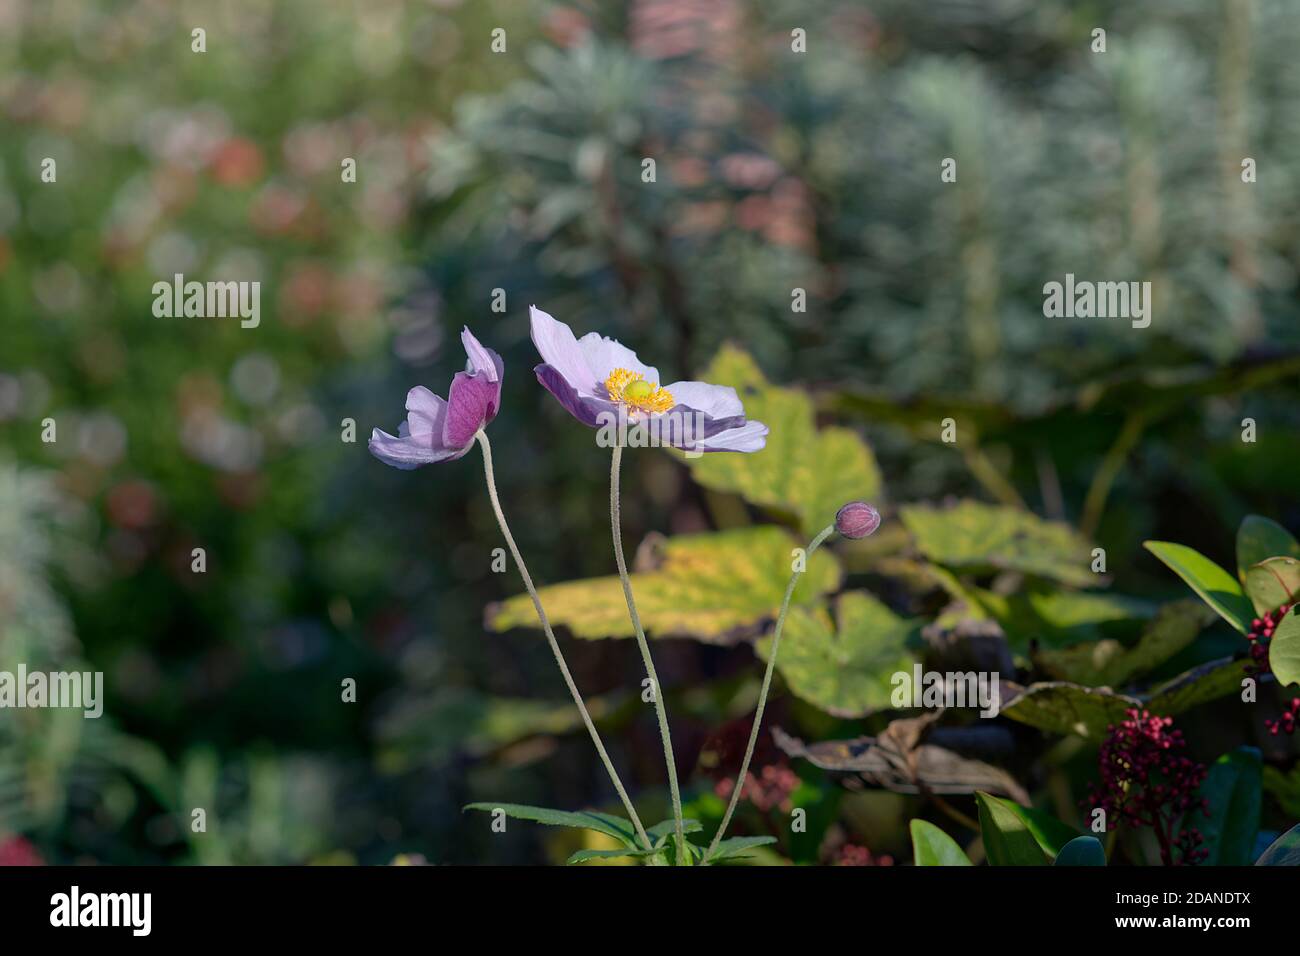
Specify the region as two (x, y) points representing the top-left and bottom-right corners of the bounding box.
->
(1, 0), (1298, 865)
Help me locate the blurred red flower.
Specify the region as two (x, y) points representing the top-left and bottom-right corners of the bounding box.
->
(0, 836), (44, 867)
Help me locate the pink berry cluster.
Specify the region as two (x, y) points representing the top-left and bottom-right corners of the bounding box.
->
(835, 843), (894, 866)
(1245, 604), (1291, 677)
(714, 762), (801, 814)
(1088, 709), (1209, 866)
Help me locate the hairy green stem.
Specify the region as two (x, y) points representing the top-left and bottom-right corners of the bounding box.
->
(610, 443), (686, 864)
(476, 431), (650, 850)
(707, 523), (836, 860)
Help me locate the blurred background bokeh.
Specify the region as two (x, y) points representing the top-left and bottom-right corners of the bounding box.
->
(1, 0), (1298, 865)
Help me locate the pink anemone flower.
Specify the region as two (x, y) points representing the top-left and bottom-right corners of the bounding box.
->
(369, 327), (502, 469)
(529, 306), (768, 453)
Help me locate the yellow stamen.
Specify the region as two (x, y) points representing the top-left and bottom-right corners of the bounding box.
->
(603, 367), (675, 415)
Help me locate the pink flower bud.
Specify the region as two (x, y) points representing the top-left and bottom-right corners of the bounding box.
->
(835, 501), (881, 539)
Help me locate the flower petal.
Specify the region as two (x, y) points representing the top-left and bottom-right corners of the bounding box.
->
(690, 420), (769, 453)
(662, 381), (744, 419)
(653, 404), (747, 447)
(368, 427), (466, 469)
(405, 386), (448, 438)
(444, 371), (499, 448)
(529, 306), (599, 396)
(575, 332), (659, 387)
(461, 326), (503, 383)
(535, 363), (619, 428)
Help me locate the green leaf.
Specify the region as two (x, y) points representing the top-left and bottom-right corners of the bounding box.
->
(672, 834), (708, 865)
(982, 588), (1154, 655)
(901, 501), (1095, 587)
(1054, 836), (1106, 866)
(681, 345), (883, 536)
(999, 681), (1140, 738)
(1237, 516), (1300, 579)
(1243, 556), (1300, 616)
(975, 792), (1081, 859)
(1255, 823), (1300, 866)
(464, 803), (639, 847)
(1005, 655), (1249, 736)
(756, 591), (916, 718)
(565, 847), (660, 865)
(705, 835), (778, 864)
(647, 817), (702, 844)
(1196, 748), (1261, 866)
(1027, 591), (1155, 630)
(1143, 541), (1253, 634)
(486, 527), (840, 643)
(976, 792), (1050, 865)
(1035, 600), (1211, 686)
(1145, 657), (1246, 715)
(1014, 807), (1083, 859)
(1008, 656), (1242, 737)
(1267, 607), (1300, 688)
(909, 819), (973, 866)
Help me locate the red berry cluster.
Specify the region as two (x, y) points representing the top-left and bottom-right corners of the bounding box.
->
(1266, 698), (1300, 736)
(1246, 604), (1291, 677)
(714, 762), (801, 813)
(1088, 709), (1209, 866)
(1245, 604), (1300, 736)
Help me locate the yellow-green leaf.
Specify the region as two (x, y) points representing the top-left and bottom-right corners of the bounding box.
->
(902, 501), (1095, 586)
(756, 591), (916, 718)
(680, 345), (882, 536)
(486, 527), (840, 643)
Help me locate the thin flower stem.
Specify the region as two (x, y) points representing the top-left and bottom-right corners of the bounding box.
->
(610, 443), (686, 865)
(707, 522), (836, 860)
(475, 431), (650, 851)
